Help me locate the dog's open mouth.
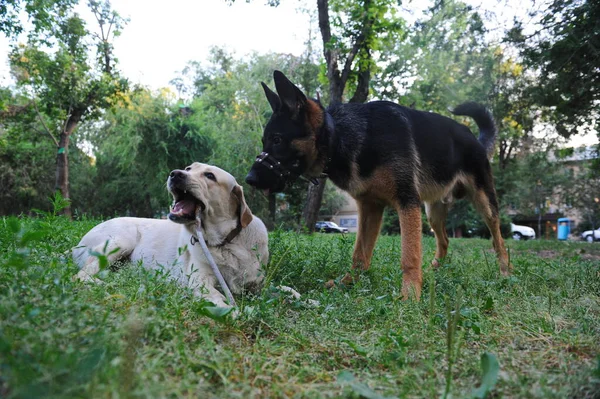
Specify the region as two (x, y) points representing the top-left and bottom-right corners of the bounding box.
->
(168, 188), (205, 223)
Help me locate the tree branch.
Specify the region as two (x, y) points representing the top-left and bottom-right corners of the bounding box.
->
(340, 32), (365, 86)
(32, 101), (59, 147)
(317, 0), (342, 102)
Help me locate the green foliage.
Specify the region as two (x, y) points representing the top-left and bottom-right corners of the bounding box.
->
(0, 0), (77, 37)
(380, 0), (490, 108)
(83, 88), (214, 217)
(508, 0), (600, 138)
(328, 0), (407, 99)
(502, 150), (572, 224)
(566, 156), (600, 230)
(0, 98), (95, 215)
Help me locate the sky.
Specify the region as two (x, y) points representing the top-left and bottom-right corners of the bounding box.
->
(0, 0), (596, 147)
(0, 0), (313, 89)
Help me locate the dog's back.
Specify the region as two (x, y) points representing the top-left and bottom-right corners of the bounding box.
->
(72, 217), (184, 277)
(325, 101), (492, 203)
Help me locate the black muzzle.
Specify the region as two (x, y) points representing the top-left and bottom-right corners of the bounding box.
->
(254, 152), (291, 179)
(252, 152), (319, 186)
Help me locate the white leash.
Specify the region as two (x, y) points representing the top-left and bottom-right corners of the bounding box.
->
(193, 216), (236, 307)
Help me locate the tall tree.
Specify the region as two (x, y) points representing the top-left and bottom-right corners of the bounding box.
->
(507, 0), (599, 139)
(8, 0), (127, 218)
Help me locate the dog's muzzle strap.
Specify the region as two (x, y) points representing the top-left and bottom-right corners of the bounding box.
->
(255, 152), (290, 178)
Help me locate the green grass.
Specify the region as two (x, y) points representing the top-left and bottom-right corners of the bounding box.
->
(1, 215), (599, 398)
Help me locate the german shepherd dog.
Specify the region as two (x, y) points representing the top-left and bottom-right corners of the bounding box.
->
(245, 71), (511, 300)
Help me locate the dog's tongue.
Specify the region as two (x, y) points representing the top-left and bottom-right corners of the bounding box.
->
(171, 199), (196, 217)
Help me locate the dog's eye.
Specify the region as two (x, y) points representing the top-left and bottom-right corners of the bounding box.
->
(204, 172), (216, 181)
(273, 136), (282, 145)
(185, 166), (192, 171)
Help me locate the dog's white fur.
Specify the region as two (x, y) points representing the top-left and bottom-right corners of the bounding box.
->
(73, 163), (268, 308)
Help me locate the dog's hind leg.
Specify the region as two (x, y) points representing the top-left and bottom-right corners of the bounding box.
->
(332, 200), (384, 287)
(425, 200), (449, 269)
(74, 239), (133, 283)
(398, 205), (423, 300)
(471, 187), (512, 276)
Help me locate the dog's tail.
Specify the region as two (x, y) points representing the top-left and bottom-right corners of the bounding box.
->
(451, 102), (497, 158)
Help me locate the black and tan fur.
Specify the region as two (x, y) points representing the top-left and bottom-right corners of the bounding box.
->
(245, 71), (511, 300)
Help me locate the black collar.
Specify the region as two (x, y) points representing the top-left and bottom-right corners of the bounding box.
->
(190, 220), (242, 248)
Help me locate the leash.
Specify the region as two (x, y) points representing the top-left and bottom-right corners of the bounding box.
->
(190, 216), (236, 307)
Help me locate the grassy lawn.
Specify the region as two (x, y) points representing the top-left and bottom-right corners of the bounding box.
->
(1, 215), (599, 398)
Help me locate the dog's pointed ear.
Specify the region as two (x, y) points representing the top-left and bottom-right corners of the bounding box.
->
(232, 184), (253, 228)
(273, 70), (307, 118)
(261, 82), (281, 113)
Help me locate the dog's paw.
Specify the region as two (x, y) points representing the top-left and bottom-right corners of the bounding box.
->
(72, 272), (104, 285)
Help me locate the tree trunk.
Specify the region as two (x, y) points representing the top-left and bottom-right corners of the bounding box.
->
(302, 0), (375, 233)
(349, 64), (370, 104)
(55, 116), (80, 219)
(302, 177), (327, 231)
(55, 131), (72, 219)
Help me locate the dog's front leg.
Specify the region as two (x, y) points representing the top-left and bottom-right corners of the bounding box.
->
(327, 200), (384, 287)
(398, 206), (423, 300)
(187, 268), (230, 308)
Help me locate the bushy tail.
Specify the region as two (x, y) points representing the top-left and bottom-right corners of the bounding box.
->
(451, 102), (497, 158)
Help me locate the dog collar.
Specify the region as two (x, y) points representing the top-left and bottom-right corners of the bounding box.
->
(190, 221), (242, 248)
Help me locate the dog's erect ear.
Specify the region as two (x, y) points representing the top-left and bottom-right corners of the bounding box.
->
(261, 82), (281, 113)
(232, 184), (253, 228)
(273, 70), (307, 117)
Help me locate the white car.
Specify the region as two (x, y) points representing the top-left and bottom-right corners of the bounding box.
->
(511, 223), (536, 240)
(581, 227), (600, 243)
(315, 221), (349, 234)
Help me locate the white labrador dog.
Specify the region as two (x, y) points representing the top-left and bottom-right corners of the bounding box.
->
(73, 163), (268, 308)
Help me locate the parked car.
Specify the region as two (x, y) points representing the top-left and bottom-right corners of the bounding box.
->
(315, 221), (348, 234)
(581, 227), (600, 242)
(510, 223), (536, 240)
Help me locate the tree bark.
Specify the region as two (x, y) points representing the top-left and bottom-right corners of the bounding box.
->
(302, 177), (327, 231)
(55, 115), (80, 219)
(55, 132), (71, 219)
(349, 57), (371, 104)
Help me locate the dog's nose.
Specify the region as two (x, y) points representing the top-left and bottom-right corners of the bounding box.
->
(245, 170), (258, 187)
(170, 170), (185, 181)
